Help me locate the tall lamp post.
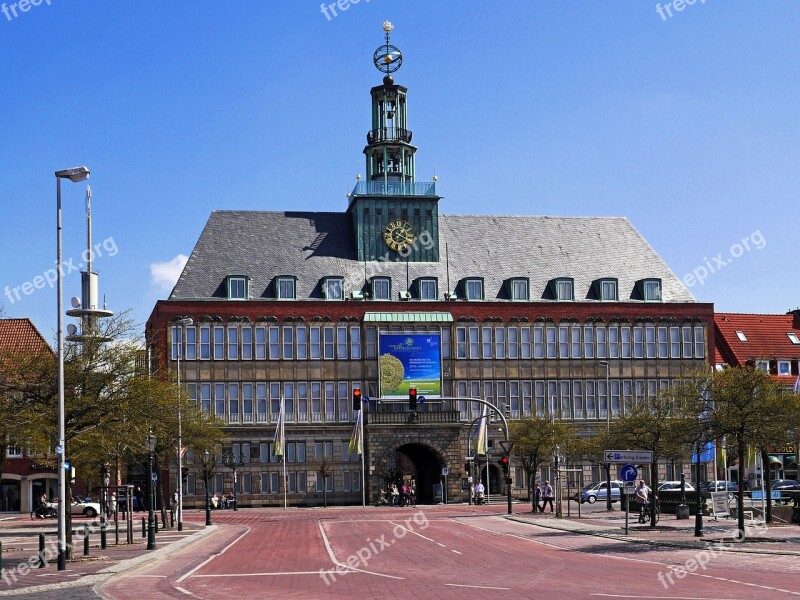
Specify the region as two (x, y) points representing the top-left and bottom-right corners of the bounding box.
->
(55, 166), (90, 571)
(174, 317), (193, 531)
(203, 450), (213, 526)
(599, 361), (613, 512)
(146, 430), (158, 550)
(223, 451), (243, 511)
(694, 442), (704, 537)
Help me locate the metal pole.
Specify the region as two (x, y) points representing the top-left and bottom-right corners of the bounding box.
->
(694, 443), (704, 537)
(360, 408), (366, 508)
(177, 343), (183, 530)
(147, 439), (156, 550)
(56, 175), (67, 572)
(205, 464), (212, 526)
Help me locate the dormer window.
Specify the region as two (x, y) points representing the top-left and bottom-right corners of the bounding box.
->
(464, 278), (484, 301)
(599, 279), (618, 301)
(550, 278), (574, 301)
(323, 277), (344, 300)
(418, 278), (437, 300)
(642, 279), (662, 302)
(276, 276), (296, 300)
(508, 278), (529, 301)
(372, 277), (390, 300)
(227, 276), (249, 300)
(755, 360), (769, 372)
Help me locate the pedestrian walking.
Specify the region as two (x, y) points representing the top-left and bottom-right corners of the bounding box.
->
(108, 492), (117, 519)
(541, 481), (554, 513)
(534, 482), (542, 513)
(171, 489), (179, 520)
(635, 480), (650, 522)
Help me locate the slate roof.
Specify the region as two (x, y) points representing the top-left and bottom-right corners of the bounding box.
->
(170, 211), (696, 304)
(0, 318), (52, 354)
(715, 312), (800, 365)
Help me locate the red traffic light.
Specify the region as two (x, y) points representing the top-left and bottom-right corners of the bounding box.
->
(352, 388), (362, 411)
(409, 388), (417, 410)
(500, 456), (509, 466)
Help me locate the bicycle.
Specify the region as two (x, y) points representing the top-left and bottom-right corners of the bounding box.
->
(639, 499), (660, 524)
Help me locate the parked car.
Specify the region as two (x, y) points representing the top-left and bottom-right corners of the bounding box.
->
(657, 481), (696, 492)
(577, 481), (624, 504)
(770, 479), (799, 491)
(71, 499), (101, 518)
(699, 481), (738, 493)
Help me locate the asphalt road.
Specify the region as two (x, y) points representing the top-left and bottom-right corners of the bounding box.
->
(99, 506), (800, 599)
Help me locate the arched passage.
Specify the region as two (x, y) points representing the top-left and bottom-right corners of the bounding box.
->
(379, 443), (444, 505)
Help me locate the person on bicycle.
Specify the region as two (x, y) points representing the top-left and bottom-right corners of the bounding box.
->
(635, 480), (650, 523)
(474, 481), (485, 504)
(390, 483), (399, 506)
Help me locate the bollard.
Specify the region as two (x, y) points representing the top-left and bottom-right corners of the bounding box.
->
(142, 517), (146, 538)
(39, 533), (46, 568)
(1, 539), (3, 571)
(154, 517), (159, 534)
(84, 527), (90, 556)
(101, 516), (107, 550)
(170, 511), (174, 529)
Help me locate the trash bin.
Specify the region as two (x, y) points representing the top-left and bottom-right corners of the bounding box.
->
(676, 504), (690, 520)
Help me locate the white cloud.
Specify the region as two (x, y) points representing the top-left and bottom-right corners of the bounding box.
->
(150, 254), (189, 292)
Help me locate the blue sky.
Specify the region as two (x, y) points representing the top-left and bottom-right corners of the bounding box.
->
(1, 1), (798, 340)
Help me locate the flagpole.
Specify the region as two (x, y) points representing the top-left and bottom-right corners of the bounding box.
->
(360, 409), (366, 508)
(282, 395), (287, 511)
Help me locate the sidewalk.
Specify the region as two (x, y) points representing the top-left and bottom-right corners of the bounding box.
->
(0, 513), (215, 597)
(507, 506), (800, 555)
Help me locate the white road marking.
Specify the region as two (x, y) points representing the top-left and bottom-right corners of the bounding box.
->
(175, 526), (251, 584)
(317, 520), (404, 580)
(194, 571), (333, 577)
(592, 596), (749, 599)
(437, 542), (446, 547)
(387, 520), (436, 542)
(174, 585), (195, 596)
(451, 550), (462, 555)
(446, 583), (511, 590)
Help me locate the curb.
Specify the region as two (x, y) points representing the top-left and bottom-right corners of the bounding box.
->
(0, 525), (219, 598)
(505, 515), (800, 556)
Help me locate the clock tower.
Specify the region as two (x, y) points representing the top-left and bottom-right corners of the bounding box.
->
(349, 22), (441, 263)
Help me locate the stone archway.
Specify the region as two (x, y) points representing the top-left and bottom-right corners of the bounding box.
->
(374, 438), (447, 505)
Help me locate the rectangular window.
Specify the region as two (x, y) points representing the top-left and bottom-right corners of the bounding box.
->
(529, 326), (540, 359)
(214, 383), (225, 419)
(573, 380), (584, 419)
(571, 327), (581, 359)
(633, 327), (644, 359)
(621, 327), (631, 358)
(282, 326), (294, 360)
(268, 326), (279, 360)
(200, 326), (210, 360)
(350, 327), (361, 360)
(213, 326), (224, 360)
(185, 326), (196, 360)
(788, 332), (800, 345)
(228, 276), (247, 299)
(555, 279), (573, 301)
(242, 473), (252, 494)
(465, 279), (483, 300)
(508, 327), (519, 359)
(260, 473), (269, 493)
(171, 326), (181, 361)
(778, 361), (791, 375)
(278, 277), (296, 300)
(670, 326), (681, 358)
(271, 472), (279, 494)
(469, 327), (480, 359)
(546, 327), (557, 359)
(598, 379), (608, 419)
(324, 327), (335, 360)
(560, 380), (571, 418)
(608, 327), (618, 359)
(558, 326), (569, 359)
(311, 382), (322, 422)
(482, 327), (492, 359)
(643, 280), (661, 302)
(682, 326), (693, 358)
(645, 326), (656, 358)
(585, 380), (596, 418)
(522, 381), (532, 417)
(325, 278), (343, 300)
(534, 380), (545, 416)
(509, 381), (520, 417)
(284, 382), (295, 419)
(622, 380), (633, 415)
(242, 383), (253, 423)
(657, 327), (668, 358)
(600, 280), (617, 301)
(297, 382), (308, 422)
(325, 382), (335, 422)
(583, 327), (594, 359)
(694, 326), (705, 359)
(257, 383), (267, 423)
(511, 279), (528, 301)
(419, 278), (437, 300)
(441, 327), (451, 359)
(296, 326), (307, 360)
(338, 381), (350, 422)
(337, 327), (348, 360)
(270, 383), (281, 419)
(241, 326), (252, 360)
(521, 327), (531, 359)
(227, 327), (239, 360)
(547, 381), (558, 417)
(456, 326), (467, 359)
(635, 380), (645, 407)
(311, 326), (321, 359)
(255, 326), (266, 360)
(200, 383), (211, 416)
(366, 327), (377, 358)
(610, 380), (621, 416)
(260, 443), (269, 464)
(495, 327), (506, 359)
(372, 278), (390, 300)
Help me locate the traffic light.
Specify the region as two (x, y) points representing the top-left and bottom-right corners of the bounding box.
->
(352, 388), (362, 411)
(499, 456), (510, 476)
(409, 388), (417, 410)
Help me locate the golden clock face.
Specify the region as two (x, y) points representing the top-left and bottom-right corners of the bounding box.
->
(383, 219), (415, 252)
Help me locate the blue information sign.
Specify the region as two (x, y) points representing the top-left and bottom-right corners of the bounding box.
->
(620, 464), (638, 482)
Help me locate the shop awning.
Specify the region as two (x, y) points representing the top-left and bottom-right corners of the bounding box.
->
(767, 455), (783, 465)
(363, 312), (453, 323)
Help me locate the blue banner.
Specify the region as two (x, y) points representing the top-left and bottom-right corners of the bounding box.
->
(378, 334), (442, 398)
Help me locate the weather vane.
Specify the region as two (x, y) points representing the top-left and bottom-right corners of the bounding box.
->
(373, 21), (403, 74)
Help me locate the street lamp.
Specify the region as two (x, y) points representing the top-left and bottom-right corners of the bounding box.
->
(599, 361), (613, 512)
(55, 166), (90, 571)
(223, 450), (243, 511)
(174, 317), (193, 532)
(694, 442), (704, 537)
(146, 430), (158, 550)
(203, 450), (213, 526)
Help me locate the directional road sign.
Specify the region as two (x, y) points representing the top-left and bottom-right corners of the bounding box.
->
(604, 450), (654, 464)
(620, 464), (638, 482)
(442, 467), (449, 476)
(418, 396), (426, 404)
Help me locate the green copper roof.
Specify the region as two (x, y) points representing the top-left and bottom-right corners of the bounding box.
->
(363, 312), (453, 323)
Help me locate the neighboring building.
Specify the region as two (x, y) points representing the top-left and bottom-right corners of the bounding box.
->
(714, 310), (800, 482)
(0, 318), (57, 513)
(147, 25), (714, 506)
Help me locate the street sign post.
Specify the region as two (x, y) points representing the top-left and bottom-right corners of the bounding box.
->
(604, 450), (654, 464)
(620, 464), (638, 482)
(623, 481), (636, 534)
